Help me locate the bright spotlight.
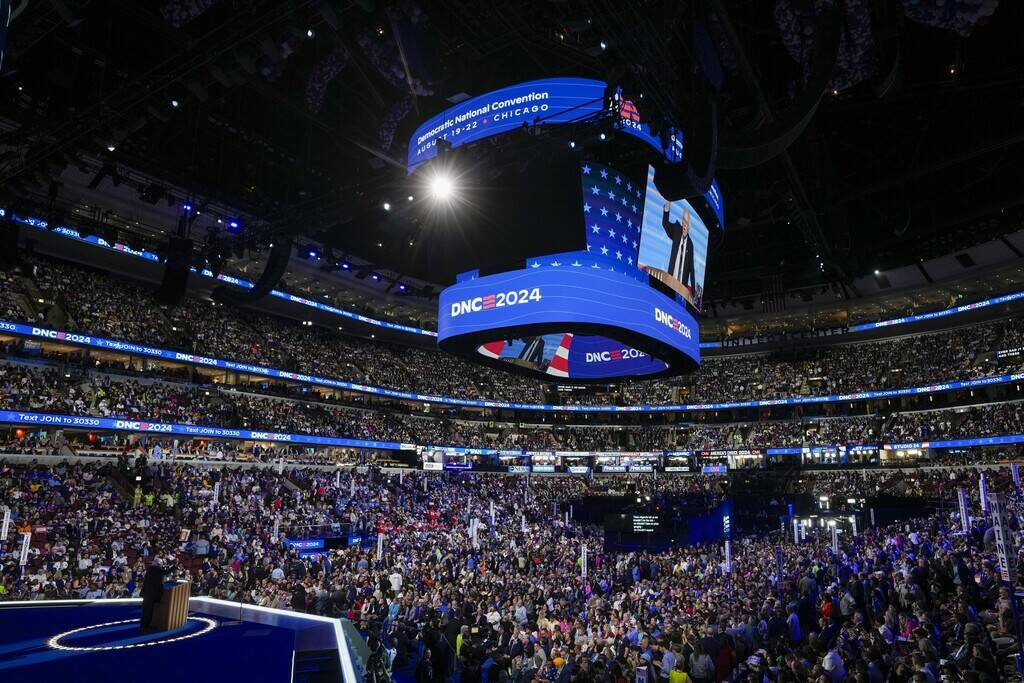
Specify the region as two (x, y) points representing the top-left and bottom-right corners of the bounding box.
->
(568, 141), (576, 149)
(429, 173), (454, 201)
(383, 202), (391, 211)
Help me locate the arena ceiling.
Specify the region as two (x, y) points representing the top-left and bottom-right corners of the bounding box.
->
(0, 0), (1021, 303)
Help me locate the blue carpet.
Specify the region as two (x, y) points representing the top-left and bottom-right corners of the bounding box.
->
(0, 604), (295, 683)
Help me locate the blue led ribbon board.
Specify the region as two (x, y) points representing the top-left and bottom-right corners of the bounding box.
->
(437, 259), (700, 381)
(408, 77), (607, 171)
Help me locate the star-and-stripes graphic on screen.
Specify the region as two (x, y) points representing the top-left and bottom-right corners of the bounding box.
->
(581, 162), (644, 268)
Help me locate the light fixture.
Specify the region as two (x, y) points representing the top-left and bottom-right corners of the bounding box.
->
(407, 195), (414, 202)
(48, 617), (217, 651)
(428, 173), (454, 201)
(383, 202), (391, 211)
(106, 144), (116, 152)
(599, 41), (608, 50)
(874, 269), (880, 275)
(307, 29), (315, 38)
(170, 99), (180, 108)
(599, 133), (606, 141)
(568, 141), (576, 149)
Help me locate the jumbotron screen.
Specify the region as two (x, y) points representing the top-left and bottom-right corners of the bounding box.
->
(433, 78), (723, 382)
(638, 168), (710, 312)
(458, 160), (716, 379)
(581, 162), (710, 312)
(476, 333), (664, 379)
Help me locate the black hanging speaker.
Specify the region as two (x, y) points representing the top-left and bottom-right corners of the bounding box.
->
(649, 18), (721, 201)
(155, 237), (193, 304)
(212, 234), (293, 305)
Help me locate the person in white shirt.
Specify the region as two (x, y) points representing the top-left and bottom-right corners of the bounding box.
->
(515, 601), (528, 625)
(822, 648), (846, 682)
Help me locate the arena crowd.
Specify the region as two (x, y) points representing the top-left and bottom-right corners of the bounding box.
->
(2, 458), (1023, 683)
(2, 360), (1023, 453)
(3, 253), (1022, 407)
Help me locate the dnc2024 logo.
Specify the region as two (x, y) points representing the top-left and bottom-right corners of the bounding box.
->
(450, 288), (542, 317)
(585, 348), (647, 363)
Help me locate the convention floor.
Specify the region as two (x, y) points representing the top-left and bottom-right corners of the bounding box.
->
(0, 602), (295, 682)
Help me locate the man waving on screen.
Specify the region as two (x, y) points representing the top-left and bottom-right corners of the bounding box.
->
(662, 201), (696, 292)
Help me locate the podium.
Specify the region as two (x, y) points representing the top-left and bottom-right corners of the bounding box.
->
(153, 580), (191, 631)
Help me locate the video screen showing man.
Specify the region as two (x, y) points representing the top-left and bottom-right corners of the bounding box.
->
(661, 201), (696, 292)
(637, 166), (709, 311)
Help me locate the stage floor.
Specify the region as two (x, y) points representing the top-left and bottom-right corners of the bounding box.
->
(0, 601), (298, 682)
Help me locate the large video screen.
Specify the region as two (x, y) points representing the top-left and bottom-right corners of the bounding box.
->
(419, 447), (472, 471)
(440, 261), (700, 382)
(581, 162), (643, 267)
(477, 333), (665, 379)
(638, 166), (710, 311)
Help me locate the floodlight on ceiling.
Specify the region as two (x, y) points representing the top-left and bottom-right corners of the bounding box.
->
(429, 173), (454, 202)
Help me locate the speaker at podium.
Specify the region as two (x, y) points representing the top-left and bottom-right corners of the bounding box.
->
(153, 580), (191, 631)
(140, 561), (190, 631)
